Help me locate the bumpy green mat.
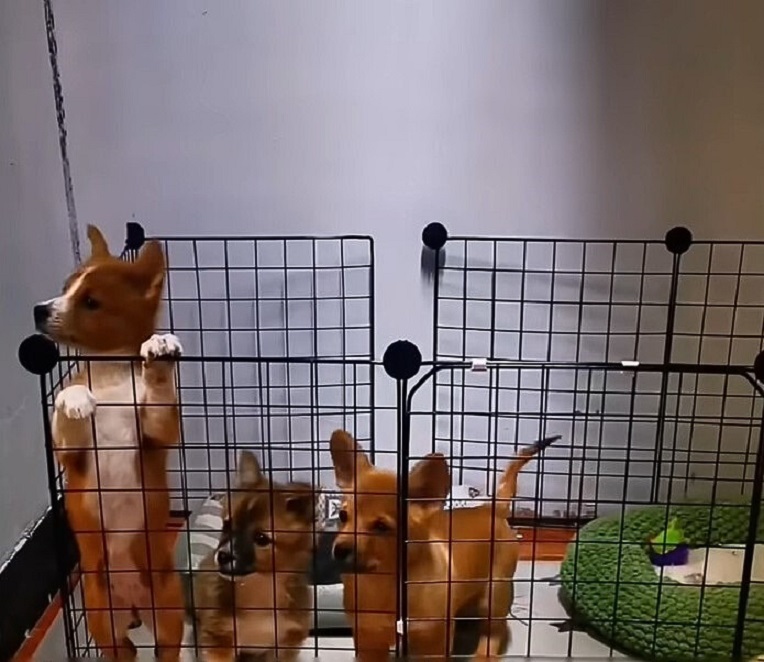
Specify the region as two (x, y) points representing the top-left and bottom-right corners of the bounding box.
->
(560, 503), (764, 661)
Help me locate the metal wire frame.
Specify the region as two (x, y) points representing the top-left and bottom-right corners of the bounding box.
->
(18, 220), (764, 659)
(398, 356), (764, 660)
(19, 222), (376, 659)
(29, 351), (387, 659)
(25, 348), (764, 660)
(424, 224), (764, 518)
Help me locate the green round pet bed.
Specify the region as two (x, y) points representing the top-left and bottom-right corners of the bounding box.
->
(560, 502), (764, 661)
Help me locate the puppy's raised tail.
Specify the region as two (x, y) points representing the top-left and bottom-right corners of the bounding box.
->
(495, 435), (562, 517)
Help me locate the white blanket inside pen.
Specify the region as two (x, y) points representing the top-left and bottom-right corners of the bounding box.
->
(655, 544), (764, 585)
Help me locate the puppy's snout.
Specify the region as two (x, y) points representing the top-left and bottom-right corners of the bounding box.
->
(215, 548), (235, 571)
(33, 304), (51, 330)
(215, 546), (255, 577)
(333, 541), (354, 563)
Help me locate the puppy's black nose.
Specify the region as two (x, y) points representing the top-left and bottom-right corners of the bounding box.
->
(215, 548), (236, 574)
(333, 542), (354, 563)
(33, 304), (50, 329)
(216, 546), (256, 577)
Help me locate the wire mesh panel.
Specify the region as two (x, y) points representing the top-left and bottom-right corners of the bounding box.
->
(142, 230), (375, 514)
(35, 354), (388, 659)
(422, 361), (763, 518)
(425, 226), (764, 515)
(21, 224), (377, 659)
(403, 360), (764, 660)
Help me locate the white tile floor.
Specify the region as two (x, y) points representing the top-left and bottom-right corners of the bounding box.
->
(34, 561), (637, 660)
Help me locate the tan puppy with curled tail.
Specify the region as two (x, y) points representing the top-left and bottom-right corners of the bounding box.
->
(329, 429), (560, 661)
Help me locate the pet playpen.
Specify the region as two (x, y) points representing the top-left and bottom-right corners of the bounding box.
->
(17, 221), (764, 660)
(19, 223), (383, 659)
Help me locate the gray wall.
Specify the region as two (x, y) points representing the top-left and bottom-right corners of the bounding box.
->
(50, 0), (764, 505)
(2, 0), (764, 554)
(0, 0), (74, 558)
(52, 0), (764, 352)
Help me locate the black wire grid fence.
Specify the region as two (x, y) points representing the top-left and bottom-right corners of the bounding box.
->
(422, 223), (764, 518)
(16, 221), (764, 660)
(19, 223), (380, 658)
(402, 223), (764, 659)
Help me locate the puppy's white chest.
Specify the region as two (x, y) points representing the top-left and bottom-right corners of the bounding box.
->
(85, 378), (146, 531)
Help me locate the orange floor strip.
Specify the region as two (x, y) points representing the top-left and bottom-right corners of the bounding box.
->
(11, 516), (186, 661)
(13, 570), (81, 661)
(517, 527), (576, 561)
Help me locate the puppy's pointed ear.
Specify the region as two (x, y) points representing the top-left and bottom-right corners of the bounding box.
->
(284, 484), (318, 523)
(408, 453), (450, 512)
(237, 451), (263, 488)
(87, 225), (110, 259)
(330, 430), (371, 490)
(133, 240), (166, 301)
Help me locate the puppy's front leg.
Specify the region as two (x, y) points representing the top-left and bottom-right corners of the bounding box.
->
(52, 384), (96, 471)
(407, 621), (451, 662)
(354, 632), (393, 662)
(351, 614), (395, 662)
(139, 333), (182, 450)
(138, 333), (184, 657)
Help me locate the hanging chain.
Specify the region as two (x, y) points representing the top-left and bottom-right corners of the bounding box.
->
(43, 0), (81, 265)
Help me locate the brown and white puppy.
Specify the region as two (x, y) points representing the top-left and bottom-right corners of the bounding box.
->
(330, 429), (560, 661)
(34, 226), (184, 660)
(191, 451), (317, 662)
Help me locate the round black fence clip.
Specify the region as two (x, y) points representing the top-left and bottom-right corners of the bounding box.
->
(421, 222), (448, 251)
(754, 351), (764, 384)
(664, 226), (693, 255)
(125, 221), (146, 251)
(18, 334), (60, 375)
(383, 340), (422, 381)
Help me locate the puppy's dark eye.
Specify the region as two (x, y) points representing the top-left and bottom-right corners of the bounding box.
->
(83, 295), (100, 311)
(371, 519), (390, 533)
(338, 509), (349, 524)
(253, 531), (271, 547)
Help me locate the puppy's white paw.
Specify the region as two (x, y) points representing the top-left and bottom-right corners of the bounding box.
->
(55, 385), (96, 419)
(140, 334), (183, 362)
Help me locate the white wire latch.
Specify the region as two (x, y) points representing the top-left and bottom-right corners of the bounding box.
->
(470, 358), (488, 372)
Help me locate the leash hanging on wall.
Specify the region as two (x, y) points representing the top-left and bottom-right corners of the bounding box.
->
(43, 0), (81, 265)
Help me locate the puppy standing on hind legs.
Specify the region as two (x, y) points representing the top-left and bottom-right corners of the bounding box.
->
(329, 429), (561, 661)
(35, 226), (185, 660)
